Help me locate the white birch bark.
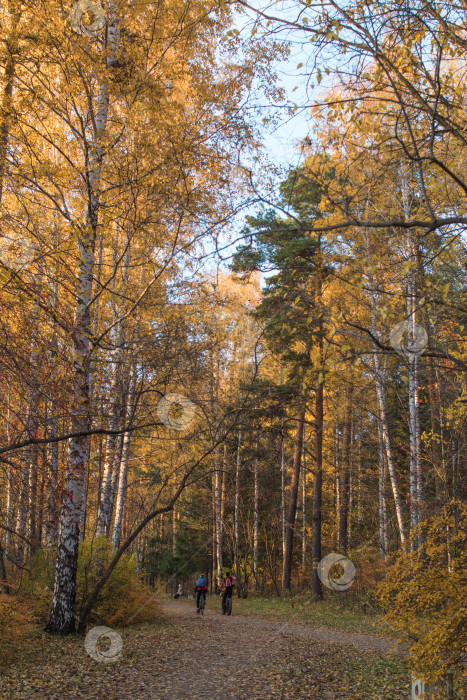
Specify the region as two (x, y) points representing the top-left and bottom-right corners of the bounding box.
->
(213, 353), (223, 584)
(112, 368), (137, 549)
(363, 229), (407, 550)
(47, 7), (120, 633)
(45, 225), (60, 548)
(109, 429), (124, 527)
(377, 418), (388, 559)
(374, 368), (407, 550)
(234, 427), (242, 581)
(214, 444), (222, 582)
(407, 231), (423, 549)
(96, 221), (126, 539)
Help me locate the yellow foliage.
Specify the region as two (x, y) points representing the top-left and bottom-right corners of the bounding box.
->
(76, 537), (160, 628)
(376, 503), (467, 689)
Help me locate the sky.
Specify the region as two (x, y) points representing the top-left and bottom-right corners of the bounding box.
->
(211, 34), (317, 270)
(203, 4), (329, 273)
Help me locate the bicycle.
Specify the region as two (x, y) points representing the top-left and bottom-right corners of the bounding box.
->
(198, 593), (206, 615)
(222, 593), (232, 616)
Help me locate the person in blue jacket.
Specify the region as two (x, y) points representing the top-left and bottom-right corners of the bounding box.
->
(194, 573), (208, 613)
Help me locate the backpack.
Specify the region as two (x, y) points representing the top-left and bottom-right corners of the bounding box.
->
(196, 576), (206, 588)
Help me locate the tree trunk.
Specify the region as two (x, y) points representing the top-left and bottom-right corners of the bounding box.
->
(426, 355), (444, 501)
(374, 370), (407, 551)
(357, 426), (362, 525)
(301, 422), (306, 576)
(348, 421), (354, 548)
(0, 2), (21, 204)
(234, 427), (241, 584)
(363, 229), (407, 551)
(37, 463), (45, 549)
(407, 234), (423, 549)
(15, 455), (29, 566)
(280, 424), (286, 582)
(28, 442), (39, 556)
(112, 368), (137, 550)
(338, 389), (353, 554)
(377, 418), (388, 560)
(311, 247), (325, 603)
(283, 408), (305, 591)
(45, 403), (60, 548)
(95, 367), (122, 538)
(214, 445), (222, 583)
(221, 442), (227, 545)
(334, 419), (340, 549)
(311, 371), (324, 602)
(46, 38), (117, 631)
(253, 433), (259, 590)
(45, 242), (94, 633)
(6, 390), (13, 554)
(0, 542), (9, 594)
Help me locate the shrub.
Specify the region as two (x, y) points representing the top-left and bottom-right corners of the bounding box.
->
(19, 539), (160, 629)
(20, 548), (55, 623)
(76, 537), (160, 628)
(376, 502), (467, 693)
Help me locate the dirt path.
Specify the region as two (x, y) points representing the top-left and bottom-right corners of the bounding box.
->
(0, 599), (407, 700)
(163, 598), (399, 654)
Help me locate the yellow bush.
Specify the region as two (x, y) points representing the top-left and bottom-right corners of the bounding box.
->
(77, 537), (160, 628)
(376, 502), (467, 692)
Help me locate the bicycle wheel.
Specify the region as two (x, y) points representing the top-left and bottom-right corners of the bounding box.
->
(199, 597), (205, 615)
(226, 595), (232, 616)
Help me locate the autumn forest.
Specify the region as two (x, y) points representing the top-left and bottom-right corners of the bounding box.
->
(0, 0), (466, 697)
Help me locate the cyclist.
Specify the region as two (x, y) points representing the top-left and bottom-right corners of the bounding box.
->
(194, 573), (208, 613)
(219, 571), (235, 614)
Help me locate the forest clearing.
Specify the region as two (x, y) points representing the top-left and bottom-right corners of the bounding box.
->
(0, 0), (466, 697)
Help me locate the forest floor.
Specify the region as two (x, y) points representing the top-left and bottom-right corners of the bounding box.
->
(0, 597), (409, 699)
